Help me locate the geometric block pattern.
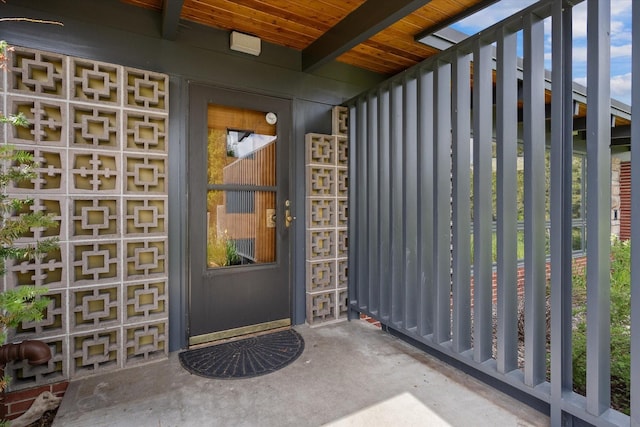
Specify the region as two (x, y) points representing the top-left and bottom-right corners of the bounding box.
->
(337, 167), (348, 197)
(306, 134), (335, 165)
(125, 155), (167, 194)
(307, 166), (335, 196)
(125, 198), (166, 235)
(125, 112), (167, 153)
(7, 97), (66, 145)
(338, 288), (349, 320)
(332, 106), (348, 137)
(307, 198), (335, 228)
(337, 259), (348, 289)
(71, 241), (120, 285)
(72, 285), (119, 330)
(4, 337), (67, 388)
(125, 239), (166, 280)
(124, 321), (167, 367)
(1, 45), (169, 389)
(12, 196), (65, 242)
(337, 198), (348, 227)
(125, 280), (167, 323)
(336, 135), (348, 167)
(71, 198), (119, 238)
(71, 152), (119, 192)
(8, 47), (65, 98)
(70, 58), (119, 104)
(7, 243), (66, 289)
(9, 147), (65, 192)
(71, 329), (120, 376)
(337, 229), (348, 258)
(306, 291), (336, 323)
(307, 230), (335, 260)
(306, 260), (336, 293)
(304, 106), (349, 325)
(15, 289), (66, 338)
(70, 104), (119, 149)
(124, 69), (168, 111)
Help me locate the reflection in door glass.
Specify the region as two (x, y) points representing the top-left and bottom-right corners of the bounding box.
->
(207, 190), (276, 266)
(207, 105), (277, 268)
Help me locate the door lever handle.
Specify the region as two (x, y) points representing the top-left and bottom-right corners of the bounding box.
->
(285, 200), (296, 228)
(285, 209), (296, 227)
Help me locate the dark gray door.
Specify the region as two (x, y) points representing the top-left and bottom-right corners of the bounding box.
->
(188, 84), (292, 346)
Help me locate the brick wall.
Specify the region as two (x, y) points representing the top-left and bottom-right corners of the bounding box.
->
(620, 161), (631, 240)
(0, 382), (68, 421)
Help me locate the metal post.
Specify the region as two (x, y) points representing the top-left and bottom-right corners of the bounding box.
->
(347, 103), (359, 320)
(378, 87), (392, 321)
(472, 38), (494, 363)
(391, 82), (405, 326)
(585, 0), (611, 416)
(418, 69), (435, 337)
(523, 11), (547, 388)
(368, 92), (380, 315)
(495, 26), (518, 375)
(632, 0), (640, 424)
(404, 75), (419, 330)
(550, 1), (574, 424)
(433, 60), (452, 344)
(452, 51), (472, 354)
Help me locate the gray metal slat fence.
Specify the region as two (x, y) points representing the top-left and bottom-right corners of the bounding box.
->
(347, 0), (636, 425)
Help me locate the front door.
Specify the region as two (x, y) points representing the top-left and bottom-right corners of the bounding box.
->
(188, 85), (292, 346)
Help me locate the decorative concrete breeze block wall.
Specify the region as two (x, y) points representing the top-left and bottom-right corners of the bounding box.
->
(1, 46), (169, 389)
(305, 106), (349, 324)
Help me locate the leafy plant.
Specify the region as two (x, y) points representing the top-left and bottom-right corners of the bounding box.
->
(225, 239), (241, 266)
(207, 232), (242, 267)
(572, 237), (631, 414)
(0, 142), (59, 398)
(0, 143), (58, 340)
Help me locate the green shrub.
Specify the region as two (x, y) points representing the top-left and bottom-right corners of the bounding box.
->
(572, 237), (630, 414)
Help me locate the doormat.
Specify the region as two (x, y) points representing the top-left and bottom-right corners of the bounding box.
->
(178, 329), (305, 379)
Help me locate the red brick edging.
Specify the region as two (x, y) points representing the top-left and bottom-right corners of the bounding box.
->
(0, 381), (68, 421)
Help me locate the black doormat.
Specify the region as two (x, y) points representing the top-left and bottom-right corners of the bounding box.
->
(179, 329), (305, 379)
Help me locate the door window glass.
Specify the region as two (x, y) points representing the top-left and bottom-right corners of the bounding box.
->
(207, 105), (277, 268)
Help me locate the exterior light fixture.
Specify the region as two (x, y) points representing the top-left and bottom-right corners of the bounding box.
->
(230, 31), (261, 56)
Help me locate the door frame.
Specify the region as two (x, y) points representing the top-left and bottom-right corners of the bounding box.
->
(186, 83), (294, 344)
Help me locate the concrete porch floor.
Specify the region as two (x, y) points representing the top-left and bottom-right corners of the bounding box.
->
(52, 320), (548, 427)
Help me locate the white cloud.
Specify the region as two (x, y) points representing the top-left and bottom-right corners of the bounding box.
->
(571, 1), (631, 41)
(611, 44), (632, 58)
(454, 0), (537, 33)
(572, 3), (588, 39)
(574, 77), (587, 87)
(573, 46), (587, 63)
(449, 0), (631, 100)
(568, 74), (632, 105)
(571, 44), (630, 63)
(611, 21), (631, 43)
(610, 73), (632, 104)
(611, 1), (632, 18)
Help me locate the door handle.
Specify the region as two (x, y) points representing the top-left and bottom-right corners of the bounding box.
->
(285, 200), (296, 228)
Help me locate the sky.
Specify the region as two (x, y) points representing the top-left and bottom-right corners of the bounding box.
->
(450, 0), (633, 105)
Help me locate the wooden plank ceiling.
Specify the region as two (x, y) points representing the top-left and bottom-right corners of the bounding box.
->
(120, 0), (491, 76)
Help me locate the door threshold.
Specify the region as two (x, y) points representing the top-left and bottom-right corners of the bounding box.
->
(189, 318), (291, 347)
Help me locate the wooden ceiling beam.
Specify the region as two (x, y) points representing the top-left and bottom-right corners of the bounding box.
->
(302, 0), (433, 73)
(162, 0), (184, 40)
